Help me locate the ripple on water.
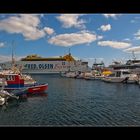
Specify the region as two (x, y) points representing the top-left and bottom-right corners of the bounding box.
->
(0, 75), (140, 126)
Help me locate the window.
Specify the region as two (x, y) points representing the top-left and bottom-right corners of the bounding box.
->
(122, 71), (130, 75)
(116, 71), (121, 77)
(6, 75), (15, 81)
(62, 62), (65, 65)
(109, 73), (115, 77)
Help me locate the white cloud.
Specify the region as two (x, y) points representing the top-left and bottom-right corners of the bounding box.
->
(134, 30), (140, 40)
(48, 31), (97, 47)
(0, 55), (24, 62)
(98, 41), (131, 49)
(123, 46), (140, 53)
(131, 20), (136, 23)
(99, 24), (111, 32)
(97, 35), (103, 40)
(0, 14), (47, 40)
(123, 38), (131, 41)
(0, 55), (11, 62)
(130, 17), (140, 23)
(0, 42), (5, 47)
(103, 14), (121, 19)
(44, 27), (54, 35)
(56, 14), (86, 29)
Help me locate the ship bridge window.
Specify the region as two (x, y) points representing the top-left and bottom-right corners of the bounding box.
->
(62, 62), (65, 65)
(116, 71), (121, 77)
(6, 75), (15, 81)
(122, 71), (130, 75)
(109, 73), (115, 77)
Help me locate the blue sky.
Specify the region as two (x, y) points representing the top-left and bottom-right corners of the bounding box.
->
(0, 14), (140, 66)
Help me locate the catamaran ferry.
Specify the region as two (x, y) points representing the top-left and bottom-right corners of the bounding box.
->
(0, 53), (90, 74)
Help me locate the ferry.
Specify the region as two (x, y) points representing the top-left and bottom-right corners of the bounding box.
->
(0, 53), (89, 74)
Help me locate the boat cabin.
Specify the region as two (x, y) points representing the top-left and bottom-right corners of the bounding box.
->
(108, 69), (131, 78)
(4, 74), (24, 88)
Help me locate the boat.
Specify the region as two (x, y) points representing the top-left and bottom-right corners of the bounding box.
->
(83, 60), (106, 80)
(76, 71), (85, 79)
(108, 52), (140, 74)
(0, 96), (6, 105)
(102, 69), (138, 83)
(0, 65), (36, 86)
(92, 59), (105, 72)
(84, 72), (93, 80)
(0, 53), (90, 74)
(0, 73), (48, 94)
(64, 71), (78, 78)
(84, 74), (104, 80)
(84, 70), (105, 80)
(102, 70), (112, 77)
(0, 89), (20, 106)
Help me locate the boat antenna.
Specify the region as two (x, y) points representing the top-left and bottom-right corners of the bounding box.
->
(68, 48), (71, 72)
(132, 51), (136, 60)
(94, 58), (97, 64)
(11, 40), (15, 66)
(69, 48), (71, 56)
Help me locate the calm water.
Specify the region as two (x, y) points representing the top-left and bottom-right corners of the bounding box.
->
(0, 74), (140, 126)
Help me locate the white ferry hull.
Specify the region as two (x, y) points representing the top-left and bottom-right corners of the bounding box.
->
(0, 60), (90, 74)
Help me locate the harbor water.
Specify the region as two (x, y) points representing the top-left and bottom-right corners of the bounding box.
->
(0, 74), (140, 126)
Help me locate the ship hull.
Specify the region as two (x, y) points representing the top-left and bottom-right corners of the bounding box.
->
(27, 84), (48, 94)
(0, 59), (90, 74)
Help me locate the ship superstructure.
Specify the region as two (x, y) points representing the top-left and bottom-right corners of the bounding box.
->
(0, 53), (89, 74)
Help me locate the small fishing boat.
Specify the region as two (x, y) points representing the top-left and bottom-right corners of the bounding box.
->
(0, 68), (36, 86)
(0, 74), (48, 94)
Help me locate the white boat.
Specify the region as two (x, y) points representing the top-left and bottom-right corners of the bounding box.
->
(84, 70), (104, 80)
(102, 69), (138, 83)
(64, 71), (78, 78)
(84, 72), (93, 80)
(76, 72), (85, 79)
(0, 96), (6, 106)
(108, 52), (140, 74)
(0, 89), (19, 106)
(84, 75), (104, 80)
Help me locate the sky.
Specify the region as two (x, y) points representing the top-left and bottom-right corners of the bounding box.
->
(0, 14), (140, 67)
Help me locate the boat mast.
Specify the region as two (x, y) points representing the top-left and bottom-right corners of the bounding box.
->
(132, 51), (136, 60)
(11, 40), (15, 67)
(68, 48), (71, 72)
